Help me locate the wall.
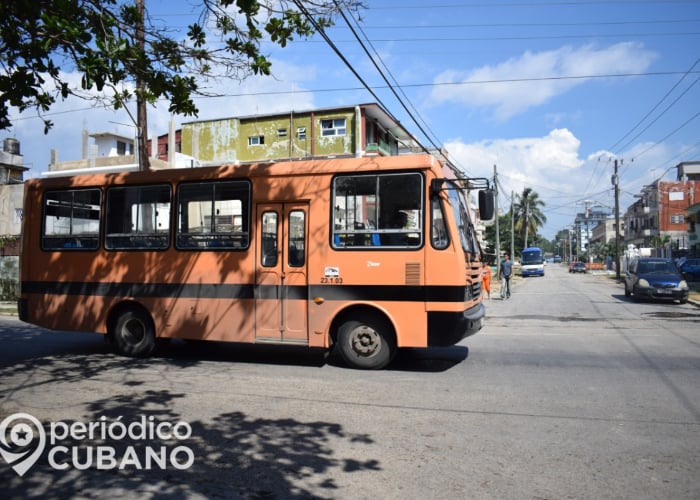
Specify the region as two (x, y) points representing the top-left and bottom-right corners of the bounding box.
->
(181, 109), (359, 163)
(0, 184), (24, 235)
(182, 118), (239, 162)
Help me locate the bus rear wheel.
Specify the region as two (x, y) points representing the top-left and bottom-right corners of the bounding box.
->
(111, 309), (156, 357)
(337, 316), (396, 370)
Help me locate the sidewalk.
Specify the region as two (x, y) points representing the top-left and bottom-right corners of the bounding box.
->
(0, 301), (17, 316)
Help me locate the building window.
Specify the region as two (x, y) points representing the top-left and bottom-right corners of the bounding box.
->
(321, 118), (346, 137)
(297, 127), (306, 140)
(117, 141), (127, 155)
(248, 135), (265, 146)
(670, 214), (684, 224)
(277, 128), (287, 137)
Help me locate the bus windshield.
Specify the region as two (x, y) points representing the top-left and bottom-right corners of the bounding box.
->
(445, 181), (478, 255)
(521, 248), (544, 264)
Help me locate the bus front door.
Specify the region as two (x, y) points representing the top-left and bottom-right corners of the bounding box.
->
(255, 203), (309, 343)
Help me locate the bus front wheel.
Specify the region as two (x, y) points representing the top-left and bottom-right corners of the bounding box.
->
(337, 316), (396, 370)
(111, 309), (156, 357)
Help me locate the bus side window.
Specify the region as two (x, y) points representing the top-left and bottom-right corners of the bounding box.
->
(431, 196), (449, 249)
(105, 185), (171, 250)
(288, 210), (305, 267)
(331, 172), (423, 249)
(42, 189), (101, 251)
(261, 211), (278, 267)
(176, 180), (251, 251)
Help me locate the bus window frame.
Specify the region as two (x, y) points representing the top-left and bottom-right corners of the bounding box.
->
(261, 210), (279, 267)
(430, 195), (450, 250)
(287, 209), (306, 268)
(330, 171), (424, 250)
(445, 183), (477, 255)
(41, 188), (102, 251)
(104, 183), (172, 251)
(175, 179), (252, 251)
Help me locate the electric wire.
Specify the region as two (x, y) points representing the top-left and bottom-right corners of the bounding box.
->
(336, 2), (469, 172)
(609, 57), (700, 154)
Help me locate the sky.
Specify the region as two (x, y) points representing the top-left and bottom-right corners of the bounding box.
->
(6, 0), (700, 240)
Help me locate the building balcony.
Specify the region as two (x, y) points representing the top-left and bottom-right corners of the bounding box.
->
(365, 141), (391, 156)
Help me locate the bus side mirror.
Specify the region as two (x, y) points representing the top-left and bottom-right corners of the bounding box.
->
(479, 189), (495, 220)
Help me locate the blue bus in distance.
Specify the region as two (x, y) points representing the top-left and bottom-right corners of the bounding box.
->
(521, 247), (545, 277)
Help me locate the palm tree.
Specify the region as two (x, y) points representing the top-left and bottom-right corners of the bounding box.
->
(513, 187), (547, 248)
(650, 234), (671, 257)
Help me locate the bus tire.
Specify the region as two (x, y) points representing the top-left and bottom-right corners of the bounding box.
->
(111, 309), (156, 357)
(337, 316), (396, 370)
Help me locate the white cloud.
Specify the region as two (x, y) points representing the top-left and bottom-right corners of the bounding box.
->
(8, 59), (319, 175)
(429, 42), (657, 121)
(445, 129), (592, 237)
(446, 128), (583, 190)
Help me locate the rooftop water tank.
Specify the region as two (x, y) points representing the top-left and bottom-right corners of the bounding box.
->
(3, 138), (20, 155)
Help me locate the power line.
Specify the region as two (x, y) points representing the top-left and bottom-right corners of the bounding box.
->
(12, 69), (698, 123)
(345, 19), (700, 30)
(367, 1), (700, 9)
(289, 0), (433, 159)
(624, 110), (700, 170)
(608, 57), (700, 153)
(337, 2), (466, 171)
(301, 31), (700, 45)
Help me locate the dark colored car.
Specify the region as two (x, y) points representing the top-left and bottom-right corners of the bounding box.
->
(679, 258), (700, 281)
(570, 262), (586, 273)
(624, 257), (689, 303)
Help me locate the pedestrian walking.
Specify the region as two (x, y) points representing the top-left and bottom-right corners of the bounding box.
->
(499, 252), (513, 299)
(481, 261), (491, 299)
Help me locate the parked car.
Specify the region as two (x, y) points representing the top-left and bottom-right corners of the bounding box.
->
(570, 262), (586, 273)
(624, 257), (689, 304)
(679, 258), (700, 281)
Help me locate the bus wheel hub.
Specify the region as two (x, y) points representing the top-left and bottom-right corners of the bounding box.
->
(351, 326), (380, 356)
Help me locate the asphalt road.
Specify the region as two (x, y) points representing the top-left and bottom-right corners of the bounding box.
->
(1, 264), (699, 499)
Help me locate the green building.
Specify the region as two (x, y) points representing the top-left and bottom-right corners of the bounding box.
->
(181, 103), (419, 164)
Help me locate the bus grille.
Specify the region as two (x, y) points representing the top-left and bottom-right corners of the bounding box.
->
(471, 281), (482, 299)
(405, 262), (421, 285)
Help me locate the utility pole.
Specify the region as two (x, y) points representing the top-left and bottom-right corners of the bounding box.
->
(581, 199), (594, 264)
(510, 190), (515, 259)
(612, 159), (622, 278)
(136, 0), (150, 171)
(494, 164), (500, 265)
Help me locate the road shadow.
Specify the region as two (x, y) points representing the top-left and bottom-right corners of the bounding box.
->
(0, 322), (469, 375)
(612, 293), (693, 308)
(0, 389), (381, 498)
(325, 345), (468, 372)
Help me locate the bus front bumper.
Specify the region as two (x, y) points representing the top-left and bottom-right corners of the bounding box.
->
(427, 302), (485, 346)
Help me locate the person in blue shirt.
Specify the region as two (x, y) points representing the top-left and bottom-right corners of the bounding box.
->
(499, 252), (513, 299)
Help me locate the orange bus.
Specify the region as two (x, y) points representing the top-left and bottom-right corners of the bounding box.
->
(19, 154), (493, 369)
